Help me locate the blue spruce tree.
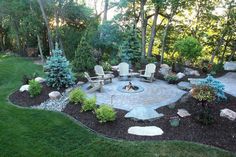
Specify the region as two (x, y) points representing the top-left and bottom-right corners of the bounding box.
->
(44, 43), (75, 89)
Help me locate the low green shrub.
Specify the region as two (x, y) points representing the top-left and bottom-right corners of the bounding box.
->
(69, 88), (86, 104)
(164, 74), (178, 84)
(81, 97), (97, 112)
(191, 85), (216, 102)
(29, 80), (42, 97)
(95, 105), (116, 123)
(101, 62), (112, 71)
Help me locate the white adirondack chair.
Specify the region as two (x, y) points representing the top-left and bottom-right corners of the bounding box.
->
(139, 63), (156, 82)
(94, 65), (113, 83)
(84, 72), (104, 92)
(118, 62), (132, 79)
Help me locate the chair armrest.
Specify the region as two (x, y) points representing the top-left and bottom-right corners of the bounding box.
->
(139, 70), (145, 75)
(104, 71), (113, 74)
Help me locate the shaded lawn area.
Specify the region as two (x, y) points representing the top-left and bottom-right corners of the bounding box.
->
(0, 54), (235, 157)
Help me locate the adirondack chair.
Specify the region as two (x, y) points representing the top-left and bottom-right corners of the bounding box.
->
(139, 63), (156, 82)
(118, 62), (132, 79)
(84, 72), (104, 92)
(94, 65), (114, 83)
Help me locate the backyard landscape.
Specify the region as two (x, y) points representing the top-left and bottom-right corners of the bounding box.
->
(0, 0), (236, 157)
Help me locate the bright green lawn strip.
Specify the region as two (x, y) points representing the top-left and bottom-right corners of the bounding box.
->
(0, 55), (235, 157)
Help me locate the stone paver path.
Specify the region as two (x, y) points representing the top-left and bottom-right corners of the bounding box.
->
(217, 72), (236, 97)
(82, 78), (186, 111)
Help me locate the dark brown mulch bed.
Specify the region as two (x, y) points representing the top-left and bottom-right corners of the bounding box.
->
(9, 83), (65, 107)
(63, 94), (236, 153)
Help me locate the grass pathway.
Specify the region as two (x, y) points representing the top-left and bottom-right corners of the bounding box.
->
(0, 55), (235, 157)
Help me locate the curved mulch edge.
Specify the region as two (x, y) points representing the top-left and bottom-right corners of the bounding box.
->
(62, 93), (236, 153)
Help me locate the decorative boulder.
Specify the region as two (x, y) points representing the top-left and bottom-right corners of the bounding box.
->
(19, 85), (30, 92)
(128, 126), (164, 136)
(184, 68), (200, 76)
(177, 109), (191, 118)
(49, 91), (61, 99)
(159, 64), (171, 76)
(176, 72), (185, 79)
(224, 62), (236, 71)
(177, 82), (192, 91)
(220, 108), (236, 121)
(35, 77), (46, 83)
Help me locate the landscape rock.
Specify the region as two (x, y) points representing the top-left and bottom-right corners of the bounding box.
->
(176, 72), (185, 79)
(177, 81), (192, 91)
(49, 91), (61, 99)
(19, 85), (30, 92)
(125, 106), (164, 121)
(177, 109), (191, 118)
(128, 126), (164, 136)
(224, 62), (236, 71)
(184, 68), (200, 76)
(220, 108), (236, 121)
(35, 77), (46, 83)
(159, 64), (171, 76)
(77, 81), (85, 86)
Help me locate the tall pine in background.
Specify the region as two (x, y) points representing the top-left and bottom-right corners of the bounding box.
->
(44, 43), (75, 89)
(73, 36), (96, 72)
(120, 28), (141, 65)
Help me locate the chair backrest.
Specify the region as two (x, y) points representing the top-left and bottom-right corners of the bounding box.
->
(94, 65), (105, 76)
(84, 72), (92, 82)
(144, 63), (156, 77)
(118, 62), (129, 75)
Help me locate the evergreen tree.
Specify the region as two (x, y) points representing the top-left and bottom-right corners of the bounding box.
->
(44, 43), (75, 89)
(73, 36), (96, 72)
(120, 28), (141, 64)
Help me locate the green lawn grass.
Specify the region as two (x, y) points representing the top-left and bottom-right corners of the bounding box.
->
(0, 54), (235, 157)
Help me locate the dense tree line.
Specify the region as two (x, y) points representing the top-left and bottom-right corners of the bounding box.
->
(0, 0), (235, 69)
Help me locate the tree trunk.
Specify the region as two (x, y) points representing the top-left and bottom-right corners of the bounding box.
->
(37, 35), (44, 62)
(103, 0), (109, 24)
(141, 0), (147, 59)
(228, 41), (236, 61)
(160, 18), (171, 64)
(12, 19), (21, 51)
(220, 35), (231, 64)
(37, 0), (53, 54)
(147, 7), (159, 57)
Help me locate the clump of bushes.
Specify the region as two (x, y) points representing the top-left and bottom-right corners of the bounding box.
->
(81, 97), (96, 112)
(164, 74), (178, 84)
(101, 62), (112, 71)
(22, 72), (39, 84)
(191, 85), (216, 125)
(69, 88), (86, 104)
(95, 105), (116, 123)
(29, 80), (42, 97)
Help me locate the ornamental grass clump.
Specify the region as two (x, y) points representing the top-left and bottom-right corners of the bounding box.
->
(69, 88), (86, 104)
(29, 80), (42, 97)
(164, 74), (178, 84)
(191, 85), (216, 125)
(81, 97), (97, 112)
(95, 105), (116, 123)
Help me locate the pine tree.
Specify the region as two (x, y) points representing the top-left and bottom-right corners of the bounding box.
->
(44, 43), (75, 89)
(73, 36), (96, 72)
(120, 28), (141, 64)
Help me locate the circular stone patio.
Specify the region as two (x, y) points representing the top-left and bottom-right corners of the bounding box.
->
(82, 78), (186, 111)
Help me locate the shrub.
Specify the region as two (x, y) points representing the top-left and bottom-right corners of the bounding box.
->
(29, 80), (42, 97)
(95, 105), (116, 123)
(198, 75), (226, 100)
(101, 62), (112, 71)
(81, 97), (97, 112)
(22, 72), (39, 84)
(164, 74), (178, 84)
(191, 85), (216, 103)
(69, 88), (86, 104)
(44, 43), (75, 89)
(174, 36), (202, 62)
(147, 57), (156, 63)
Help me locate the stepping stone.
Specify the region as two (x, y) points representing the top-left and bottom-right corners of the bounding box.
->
(128, 126), (164, 136)
(125, 106), (164, 121)
(220, 108), (236, 121)
(35, 77), (46, 83)
(177, 109), (191, 118)
(177, 82), (192, 91)
(19, 84), (29, 92)
(224, 61), (236, 71)
(49, 91), (61, 99)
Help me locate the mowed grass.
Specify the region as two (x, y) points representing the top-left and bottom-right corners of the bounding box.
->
(0, 54), (235, 157)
